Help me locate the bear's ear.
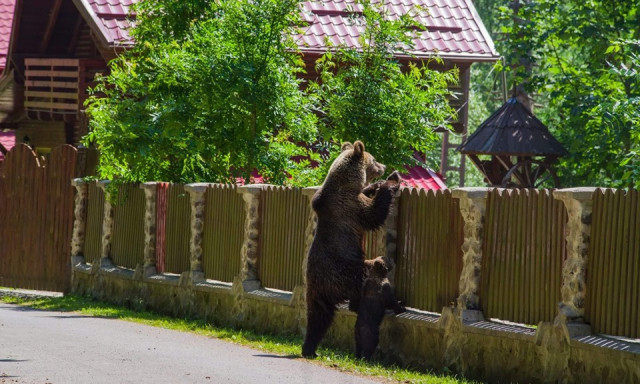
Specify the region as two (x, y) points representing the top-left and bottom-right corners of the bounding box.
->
(341, 142), (353, 152)
(353, 141), (364, 158)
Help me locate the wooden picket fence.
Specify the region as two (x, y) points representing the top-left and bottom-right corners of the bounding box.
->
(259, 186), (309, 291)
(394, 188), (464, 312)
(0, 144), (78, 292)
(586, 189), (640, 338)
(163, 183), (191, 274)
(202, 184), (244, 283)
(3, 147), (640, 341)
(480, 189), (566, 325)
(110, 183), (146, 270)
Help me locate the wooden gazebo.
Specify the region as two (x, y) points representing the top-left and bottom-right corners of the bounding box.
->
(457, 98), (568, 188)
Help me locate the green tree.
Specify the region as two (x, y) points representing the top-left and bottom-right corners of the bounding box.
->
(310, 0), (458, 173)
(85, 0), (319, 185)
(477, 0), (640, 188)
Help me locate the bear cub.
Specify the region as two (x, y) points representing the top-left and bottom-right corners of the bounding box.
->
(353, 256), (406, 360)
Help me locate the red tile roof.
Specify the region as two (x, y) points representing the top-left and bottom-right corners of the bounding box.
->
(71, 0), (497, 61)
(73, 0), (135, 47)
(401, 165), (447, 190)
(0, 130), (15, 161)
(234, 166), (444, 190)
(298, 0), (498, 61)
(0, 0), (15, 73)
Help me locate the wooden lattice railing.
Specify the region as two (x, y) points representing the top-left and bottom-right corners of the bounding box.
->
(24, 58), (105, 119)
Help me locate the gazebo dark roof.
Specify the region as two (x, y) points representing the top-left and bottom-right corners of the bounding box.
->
(457, 98), (568, 157)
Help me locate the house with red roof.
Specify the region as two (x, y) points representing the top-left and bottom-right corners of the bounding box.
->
(0, 0), (498, 187)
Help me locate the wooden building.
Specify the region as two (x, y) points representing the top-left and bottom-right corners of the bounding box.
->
(0, 0), (133, 155)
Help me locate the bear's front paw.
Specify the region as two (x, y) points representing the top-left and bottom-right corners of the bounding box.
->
(362, 181), (385, 197)
(394, 301), (407, 314)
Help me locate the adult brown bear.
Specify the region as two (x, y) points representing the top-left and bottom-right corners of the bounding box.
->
(301, 141), (399, 358)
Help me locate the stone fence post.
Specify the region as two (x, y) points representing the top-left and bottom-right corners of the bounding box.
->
(140, 182), (158, 277)
(452, 188), (490, 319)
(237, 184), (267, 291)
(301, 187), (320, 287)
(553, 187), (596, 336)
(96, 180), (114, 268)
(70, 178), (88, 266)
(185, 183), (211, 283)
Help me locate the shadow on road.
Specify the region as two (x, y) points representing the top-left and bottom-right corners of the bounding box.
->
(253, 354), (300, 360)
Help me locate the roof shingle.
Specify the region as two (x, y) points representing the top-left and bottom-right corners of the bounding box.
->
(297, 0), (497, 60)
(0, 130), (15, 161)
(0, 0), (15, 72)
(457, 98), (568, 157)
(78, 0), (135, 46)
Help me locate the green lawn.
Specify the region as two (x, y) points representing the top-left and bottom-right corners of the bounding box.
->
(0, 292), (479, 384)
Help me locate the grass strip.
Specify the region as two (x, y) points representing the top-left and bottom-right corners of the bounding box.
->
(0, 293), (478, 384)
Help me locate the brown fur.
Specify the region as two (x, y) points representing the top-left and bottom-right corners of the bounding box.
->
(353, 256), (406, 360)
(301, 141), (399, 358)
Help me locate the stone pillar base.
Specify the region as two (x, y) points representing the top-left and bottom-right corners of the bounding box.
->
(566, 322), (592, 338)
(100, 257), (114, 269)
(242, 279), (261, 292)
(190, 271), (205, 284)
(143, 265), (157, 278)
(71, 255), (85, 267)
(461, 309), (485, 323)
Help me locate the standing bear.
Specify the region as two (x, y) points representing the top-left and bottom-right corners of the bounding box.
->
(302, 141), (400, 358)
(352, 256), (406, 360)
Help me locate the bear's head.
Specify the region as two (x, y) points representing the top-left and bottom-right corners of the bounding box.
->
(371, 256), (394, 278)
(324, 141), (386, 191)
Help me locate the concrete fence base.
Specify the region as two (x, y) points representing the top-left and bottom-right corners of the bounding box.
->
(71, 263), (640, 384)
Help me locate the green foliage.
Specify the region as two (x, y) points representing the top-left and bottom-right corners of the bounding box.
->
(85, 0), (320, 186)
(472, 0), (640, 188)
(310, 0), (458, 172)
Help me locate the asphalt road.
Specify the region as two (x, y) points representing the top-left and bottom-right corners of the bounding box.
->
(0, 303), (380, 384)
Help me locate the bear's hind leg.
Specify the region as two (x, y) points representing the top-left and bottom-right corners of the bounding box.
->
(354, 319), (363, 358)
(302, 297), (336, 358)
(360, 323), (381, 360)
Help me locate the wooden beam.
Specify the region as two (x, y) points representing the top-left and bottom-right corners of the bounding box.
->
(496, 155), (528, 187)
(40, 0), (63, 54)
(0, 122), (18, 129)
(67, 14), (84, 54)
